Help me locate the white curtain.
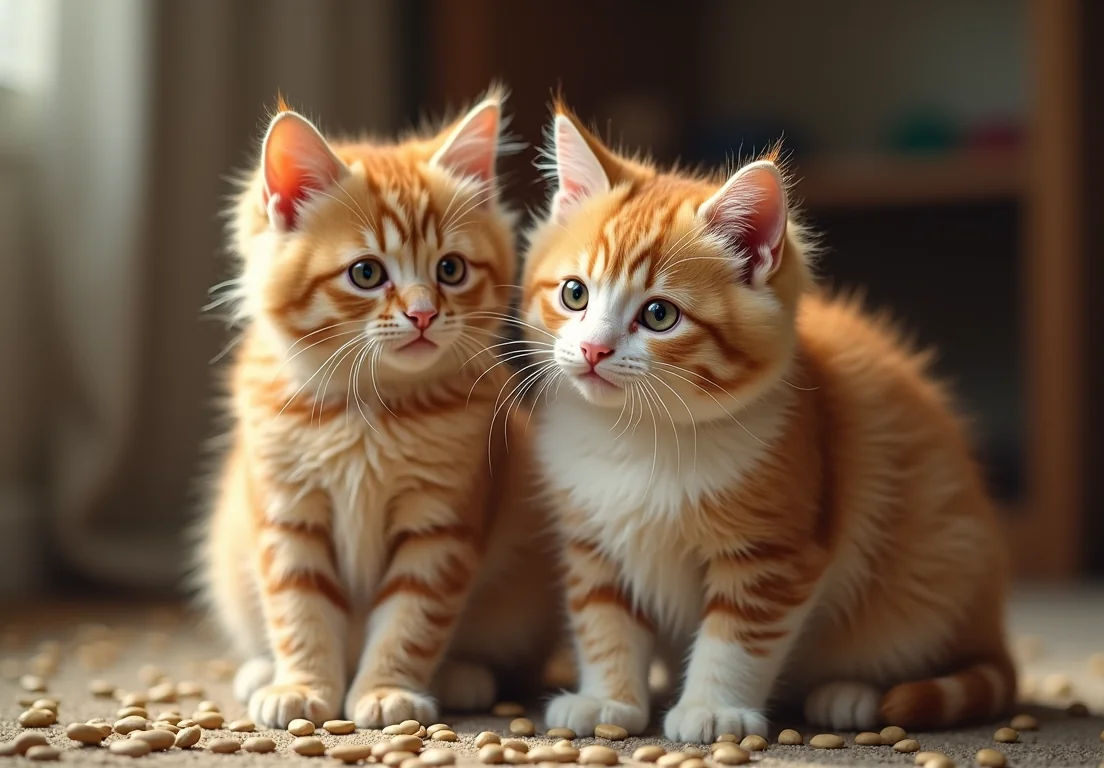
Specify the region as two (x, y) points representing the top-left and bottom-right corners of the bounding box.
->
(0, 0), (400, 598)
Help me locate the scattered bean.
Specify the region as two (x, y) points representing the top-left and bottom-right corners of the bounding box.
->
(480, 744), (506, 764)
(975, 748), (1006, 767)
(110, 739), (152, 757)
(156, 711), (182, 724)
(502, 740), (529, 753)
(132, 729), (175, 751)
(194, 711), (224, 729)
(427, 723), (451, 736)
(994, 728), (1019, 744)
(118, 706), (148, 718)
(683, 749), (706, 759)
(88, 721), (114, 738)
(26, 745), (60, 761)
(176, 680), (204, 698)
(292, 736), (327, 756)
(511, 717), (536, 736)
(384, 719), (423, 736)
(148, 682), (177, 703)
(553, 743), (580, 763)
(714, 734), (738, 743)
(855, 732), (883, 745)
(208, 738), (241, 754)
(386, 751), (418, 766)
(924, 758), (956, 768)
(198, 700), (220, 712)
(416, 726), (427, 738)
(432, 730), (458, 742)
(114, 715), (149, 734)
(1010, 714), (1038, 730)
(916, 752), (947, 765)
(121, 692), (147, 708)
(18, 709), (55, 727)
(546, 728), (575, 740)
(711, 747), (750, 765)
(402, 759), (427, 768)
(529, 746), (560, 763)
(1067, 701), (1090, 717)
(881, 726), (907, 745)
(492, 701), (526, 717)
(422, 747), (457, 766)
(178, 718), (198, 728)
(475, 731), (501, 748)
(329, 744), (375, 763)
(633, 746), (666, 762)
(67, 722), (107, 745)
(580, 745), (620, 765)
(20, 675), (46, 692)
(289, 718), (315, 736)
(89, 679), (115, 697)
(594, 723), (628, 741)
(391, 735), (423, 753)
(504, 747), (530, 765)
(777, 729), (803, 745)
(225, 718), (254, 732)
(739, 735), (767, 751)
(323, 719), (356, 735)
(657, 752), (688, 767)
(31, 698), (58, 713)
(895, 739), (922, 753)
(810, 734), (845, 749)
(175, 726), (201, 748)
(152, 722), (180, 733)
(12, 733), (49, 754)
(682, 759), (705, 768)
(243, 736), (276, 753)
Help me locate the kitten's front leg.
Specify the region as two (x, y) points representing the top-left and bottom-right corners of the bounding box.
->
(345, 493), (481, 728)
(249, 482), (347, 727)
(545, 537), (653, 735)
(664, 543), (819, 742)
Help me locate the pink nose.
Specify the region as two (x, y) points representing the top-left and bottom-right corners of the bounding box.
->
(580, 341), (614, 368)
(406, 308), (437, 330)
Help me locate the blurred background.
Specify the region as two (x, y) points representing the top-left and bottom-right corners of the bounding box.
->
(0, 0), (1100, 602)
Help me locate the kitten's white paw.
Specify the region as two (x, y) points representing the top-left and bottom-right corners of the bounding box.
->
(248, 681), (337, 728)
(803, 682), (881, 730)
(663, 702), (768, 743)
(233, 657), (274, 704)
(431, 660), (496, 712)
(347, 685), (438, 728)
(545, 693), (648, 736)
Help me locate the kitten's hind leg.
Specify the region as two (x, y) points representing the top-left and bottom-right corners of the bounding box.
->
(233, 657), (275, 704)
(803, 681), (882, 730)
(430, 660), (496, 712)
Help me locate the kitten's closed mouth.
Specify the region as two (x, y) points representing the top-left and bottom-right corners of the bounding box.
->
(580, 370), (619, 389)
(397, 337), (438, 352)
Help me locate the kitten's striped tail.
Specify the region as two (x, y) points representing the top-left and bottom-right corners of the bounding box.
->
(879, 655), (1017, 729)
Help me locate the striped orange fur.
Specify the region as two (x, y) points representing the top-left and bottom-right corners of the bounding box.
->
(522, 104), (1014, 740)
(195, 88), (560, 728)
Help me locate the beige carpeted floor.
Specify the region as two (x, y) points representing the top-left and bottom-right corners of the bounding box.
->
(1, 588), (1102, 766)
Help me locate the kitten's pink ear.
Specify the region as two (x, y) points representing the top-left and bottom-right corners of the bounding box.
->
(549, 114), (611, 224)
(262, 109), (346, 231)
(430, 99), (501, 185)
(697, 160), (788, 287)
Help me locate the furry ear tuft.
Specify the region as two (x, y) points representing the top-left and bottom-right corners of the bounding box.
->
(697, 160), (788, 287)
(430, 97), (502, 185)
(261, 108), (346, 231)
(548, 113), (611, 224)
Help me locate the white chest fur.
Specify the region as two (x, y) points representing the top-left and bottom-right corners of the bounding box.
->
(535, 388), (790, 637)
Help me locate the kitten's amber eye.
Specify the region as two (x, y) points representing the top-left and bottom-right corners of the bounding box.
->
(437, 253), (467, 285)
(640, 299), (680, 332)
(349, 258), (388, 290)
(561, 279), (588, 311)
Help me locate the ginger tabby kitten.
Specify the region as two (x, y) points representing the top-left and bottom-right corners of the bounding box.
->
(521, 103), (1014, 741)
(197, 90), (558, 728)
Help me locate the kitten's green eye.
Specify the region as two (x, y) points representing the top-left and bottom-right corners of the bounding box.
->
(349, 258), (388, 290)
(437, 253), (467, 285)
(561, 279), (588, 311)
(640, 299), (680, 332)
